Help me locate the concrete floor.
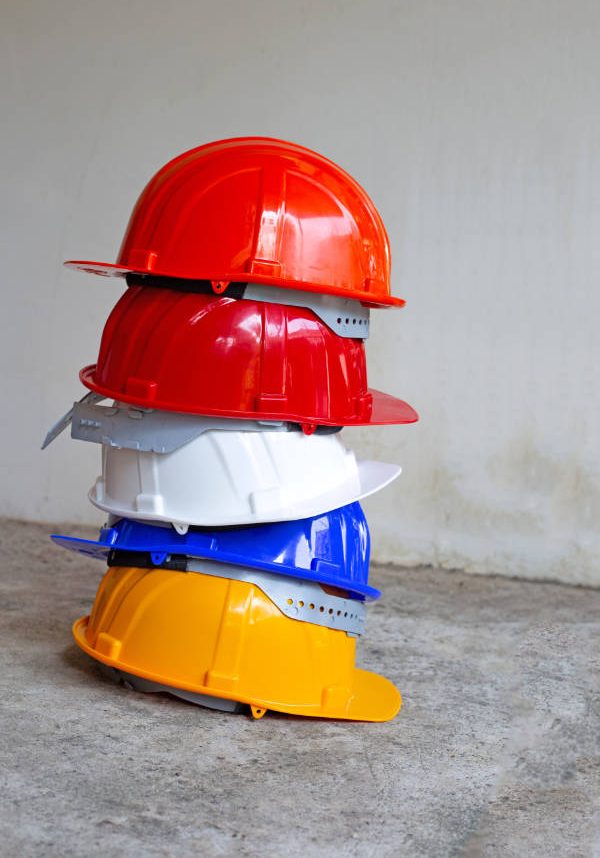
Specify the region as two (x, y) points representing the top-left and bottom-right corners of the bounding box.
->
(1, 518), (599, 858)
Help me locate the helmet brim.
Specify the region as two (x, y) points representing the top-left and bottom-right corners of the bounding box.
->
(64, 259), (406, 309)
(54, 533), (382, 600)
(52, 496), (384, 601)
(79, 364), (418, 427)
(73, 615), (401, 721)
(85, 459), (402, 529)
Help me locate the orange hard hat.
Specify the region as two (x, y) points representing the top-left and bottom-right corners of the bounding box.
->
(65, 137), (404, 308)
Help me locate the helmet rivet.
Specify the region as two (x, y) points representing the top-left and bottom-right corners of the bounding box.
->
(211, 280), (229, 295)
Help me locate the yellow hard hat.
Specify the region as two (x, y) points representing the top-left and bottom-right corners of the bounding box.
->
(73, 564), (401, 721)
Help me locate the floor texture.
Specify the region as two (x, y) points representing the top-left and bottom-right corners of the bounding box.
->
(1, 518), (599, 857)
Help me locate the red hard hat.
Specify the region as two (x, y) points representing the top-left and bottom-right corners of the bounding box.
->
(65, 137), (404, 309)
(80, 285), (418, 427)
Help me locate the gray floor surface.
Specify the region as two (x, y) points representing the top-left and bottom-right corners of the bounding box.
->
(1, 518), (599, 858)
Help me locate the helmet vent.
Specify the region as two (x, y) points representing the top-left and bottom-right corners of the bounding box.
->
(286, 597), (358, 622)
(336, 315), (369, 335)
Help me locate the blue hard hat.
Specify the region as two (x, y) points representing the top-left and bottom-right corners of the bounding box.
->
(52, 502), (379, 601)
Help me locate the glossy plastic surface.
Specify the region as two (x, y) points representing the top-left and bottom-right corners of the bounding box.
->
(65, 136), (404, 308)
(52, 502), (380, 601)
(86, 426), (401, 529)
(73, 565), (402, 721)
(81, 285), (418, 427)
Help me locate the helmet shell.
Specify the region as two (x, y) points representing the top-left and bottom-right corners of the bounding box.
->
(52, 501), (380, 601)
(85, 426), (400, 529)
(65, 136), (404, 308)
(73, 565), (402, 721)
(80, 285), (418, 427)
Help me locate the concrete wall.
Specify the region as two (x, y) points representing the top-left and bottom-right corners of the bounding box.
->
(2, 0), (599, 585)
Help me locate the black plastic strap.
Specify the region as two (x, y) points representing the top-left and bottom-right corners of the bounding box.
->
(108, 549), (188, 571)
(126, 272), (247, 298)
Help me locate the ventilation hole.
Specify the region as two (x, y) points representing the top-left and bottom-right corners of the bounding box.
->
(327, 608), (333, 614)
(319, 606), (325, 613)
(345, 317), (349, 324)
(337, 610), (341, 616)
(352, 318), (356, 324)
(358, 319), (363, 325)
(298, 600), (304, 608)
(337, 317), (342, 324)
(286, 598), (293, 605)
(309, 603), (315, 610)
(344, 612), (348, 617)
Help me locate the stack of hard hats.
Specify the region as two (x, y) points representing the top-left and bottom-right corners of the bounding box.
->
(44, 137), (418, 722)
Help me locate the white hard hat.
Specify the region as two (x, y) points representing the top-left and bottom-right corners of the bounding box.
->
(88, 428), (401, 531)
